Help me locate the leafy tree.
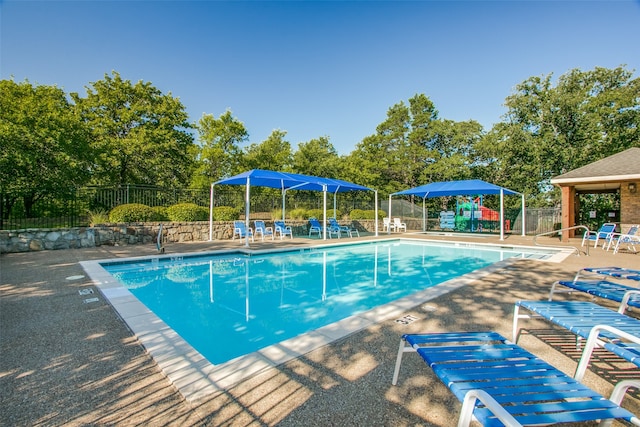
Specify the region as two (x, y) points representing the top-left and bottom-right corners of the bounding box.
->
(481, 66), (640, 206)
(71, 71), (194, 188)
(292, 136), (341, 178)
(191, 109), (248, 188)
(0, 79), (91, 217)
(243, 129), (293, 171)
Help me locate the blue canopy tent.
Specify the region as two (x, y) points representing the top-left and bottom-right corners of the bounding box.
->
(211, 169), (377, 245)
(390, 179), (524, 240)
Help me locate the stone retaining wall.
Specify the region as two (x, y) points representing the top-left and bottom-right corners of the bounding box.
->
(0, 220), (378, 254)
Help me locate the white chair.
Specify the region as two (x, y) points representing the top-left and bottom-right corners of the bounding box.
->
(393, 217), (406, 232)
(383, 217), (395, 233)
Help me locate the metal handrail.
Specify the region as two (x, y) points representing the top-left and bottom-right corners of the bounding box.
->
(533, 225), (590, 256)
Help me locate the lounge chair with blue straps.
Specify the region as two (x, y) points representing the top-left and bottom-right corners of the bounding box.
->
(253, 220), (274, 241)
(308, 218), (323, 238)
(233, 220), (254, 242)
(607, 225), (640, 254)
(274, 220), (293, 239)
(328, 218), (350, 238)
(392, 331), (640, 427)
(582, 222), (617, 248)
(548, 266), (640, 312)
(513, 300), (640, 380)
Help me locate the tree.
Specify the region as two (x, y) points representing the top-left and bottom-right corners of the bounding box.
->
(0, 79), (91, 217)
(71, 71), (194, 188)
(191, 109), (248, 188)
(292, 136), (341, 178)
(243, 129), (293, 171)
(482, 66), (640, 205)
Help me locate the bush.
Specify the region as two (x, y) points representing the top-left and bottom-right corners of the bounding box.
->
(151, 206), (169, 221)
(109, 203), (158, 223)
(307, 209), (324, 220)
(213, 206), (240, 221)
(166, 203), (208, 221)
(88, 209), (110, 226)
(288, 208), (308, 220)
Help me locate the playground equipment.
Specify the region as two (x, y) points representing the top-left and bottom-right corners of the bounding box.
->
(440, 197), (508, 233)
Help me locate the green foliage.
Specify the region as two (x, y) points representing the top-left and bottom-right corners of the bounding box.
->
(244, 129), (293, 171)
(350, 209), (385, 220)
(88, 209), (110, 226)
(0, 79), (92, 216)
(108, 203), (162, 223)
(288, 208), (308, 220)
(166, 203), (208, 221)
(292, 136), (340, 178)
(307, 209), (324, 219)
(151, 206), (169, 221)
(191, 110), (248, 189)
(212, 206), (240, 221)
(71, 71), (194, 187)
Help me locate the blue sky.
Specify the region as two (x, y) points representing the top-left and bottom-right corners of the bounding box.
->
(2, 1), (639, 155)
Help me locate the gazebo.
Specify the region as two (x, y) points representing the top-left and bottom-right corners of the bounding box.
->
(390, 179), (524, 240)
(550, 147), (640, 241)
(210, 169), (378, 245)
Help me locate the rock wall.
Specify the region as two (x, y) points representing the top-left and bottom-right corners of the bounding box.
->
(0, 220), (378, 254)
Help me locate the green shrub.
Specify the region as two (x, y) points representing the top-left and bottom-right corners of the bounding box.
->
(307, 209), (324, 220)
(151, 206), (169, 221)
(213, 206), (240, 221)
(109, 203), (157, 223)
(88, 209), (110, 226)
(288, 208), (308, 220)
(166, 203), (208, 221)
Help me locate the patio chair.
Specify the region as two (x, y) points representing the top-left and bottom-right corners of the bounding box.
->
(274, 220), (293, 239)
(233, 220), (254, 242)
(253, 220), (274, 241)
(574, 266), (640, 282)
(581, 222), (617, 248)
(548, 279), (640, 313)
(513, 300), (640, 381)
(383, 217), (395, 233)
(308, 218), (322, 238)
(328, 218), (351, 238)
(392, 331), (640, 427)
(393, 217), (407, 232)
(607, 225), (640, 254)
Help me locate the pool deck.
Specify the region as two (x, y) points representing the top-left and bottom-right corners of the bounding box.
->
(2, 232), (640, 426)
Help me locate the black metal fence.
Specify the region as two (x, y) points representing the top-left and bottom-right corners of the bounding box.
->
(0, 185), (378, 230)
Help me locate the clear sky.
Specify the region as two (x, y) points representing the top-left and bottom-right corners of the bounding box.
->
(2, 1), (639, 154)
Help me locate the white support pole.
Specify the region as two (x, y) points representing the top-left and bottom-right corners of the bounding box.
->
(521, 193), (526, 236)
(499, 188), (505, 241)
(245, 177), (251, 247)
(322, 185), (327, 240)
(388, 194), (392, 234)
(374, 190), (379, 236)
(422, 198), (426, 232)
(209, 183), (214, 241)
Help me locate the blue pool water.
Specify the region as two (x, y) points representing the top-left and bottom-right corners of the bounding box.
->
(102, 239), (555, 364)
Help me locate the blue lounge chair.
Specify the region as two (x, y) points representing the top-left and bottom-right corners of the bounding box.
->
(328, 218), (350, 238)
(607, 225), (640, 254)
(308, 218), (323, 238)
(513, 300), (640, 381)
(574, 266), (640, 281)
(582, 222), (617, 248)
(274, 220), (293, 239)
(392, 331), (640, 426)
(233, 220), (254, 242)
(253, 220), (274, 241)
(549, 279), (640, 313)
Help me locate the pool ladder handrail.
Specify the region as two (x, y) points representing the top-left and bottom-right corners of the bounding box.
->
(533, 225), (590, 256)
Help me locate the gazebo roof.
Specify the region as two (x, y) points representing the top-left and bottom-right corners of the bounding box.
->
(551, 147), (640, 190)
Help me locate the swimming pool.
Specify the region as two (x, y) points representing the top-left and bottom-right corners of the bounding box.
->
(82, 238), (567, 399)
